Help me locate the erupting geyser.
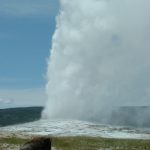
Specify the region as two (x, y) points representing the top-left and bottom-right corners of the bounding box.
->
(43, 0), (150, 122)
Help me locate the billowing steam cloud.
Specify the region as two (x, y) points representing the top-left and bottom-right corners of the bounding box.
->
(43, 0), (150, 122)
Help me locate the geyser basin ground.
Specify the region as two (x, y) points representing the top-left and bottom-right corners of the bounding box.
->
(1, 119), (150, 139)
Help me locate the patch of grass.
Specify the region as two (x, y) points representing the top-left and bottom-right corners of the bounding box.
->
(0, 137), (28, 145)
(1, 136), (150, 150)
(52, 136), (150, 150)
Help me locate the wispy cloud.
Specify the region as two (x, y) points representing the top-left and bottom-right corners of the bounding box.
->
(0, 88), (46, 108)
(0, 0), (58, 17)
(0, 98), (14, 104)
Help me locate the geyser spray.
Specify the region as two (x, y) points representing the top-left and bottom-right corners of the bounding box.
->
(43, 0), (150, 122)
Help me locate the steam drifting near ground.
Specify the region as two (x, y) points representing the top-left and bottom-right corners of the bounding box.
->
(43, 0), (150, 122)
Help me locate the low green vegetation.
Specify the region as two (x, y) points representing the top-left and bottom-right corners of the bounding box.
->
(1, 136), (150, 150)
(52, 136), (150, 150)
(0, 137), (27, 145)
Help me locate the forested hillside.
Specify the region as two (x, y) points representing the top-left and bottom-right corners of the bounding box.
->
(0, 107), (43, 127)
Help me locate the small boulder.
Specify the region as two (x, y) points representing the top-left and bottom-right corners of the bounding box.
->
(20, 137), (51, 150)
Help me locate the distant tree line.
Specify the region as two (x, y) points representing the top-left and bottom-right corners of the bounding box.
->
(0, 107), (43, 127)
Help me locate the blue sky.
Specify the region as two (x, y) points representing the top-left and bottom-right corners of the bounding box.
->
(0, 0), (59, 108)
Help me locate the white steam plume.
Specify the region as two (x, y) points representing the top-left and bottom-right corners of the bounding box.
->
(43, 0), (150, 122)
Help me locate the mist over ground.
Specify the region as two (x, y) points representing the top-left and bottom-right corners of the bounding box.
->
(43, 0), (150, 123)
